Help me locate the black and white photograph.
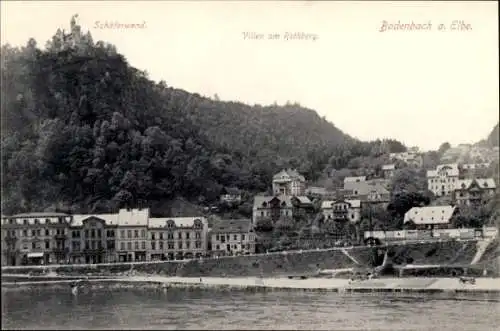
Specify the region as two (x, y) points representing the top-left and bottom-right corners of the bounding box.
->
(1, 1), (499, 330)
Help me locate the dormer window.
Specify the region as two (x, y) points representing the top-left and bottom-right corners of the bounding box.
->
(484, 182), (488, 187)
(262, 202), (267, 208)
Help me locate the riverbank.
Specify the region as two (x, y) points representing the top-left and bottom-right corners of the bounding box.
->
(3, 240), (497, 278)
(2, 275), (500, 295)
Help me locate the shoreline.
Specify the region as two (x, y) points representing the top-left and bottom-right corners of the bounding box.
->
(2, 276), (500, 295)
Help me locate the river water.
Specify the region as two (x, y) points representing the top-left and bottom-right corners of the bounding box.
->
(2, 288), (499, 330)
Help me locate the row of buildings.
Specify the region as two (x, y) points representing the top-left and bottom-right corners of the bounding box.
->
(426, 163), (497, 204)
(1, 209), (256, 267)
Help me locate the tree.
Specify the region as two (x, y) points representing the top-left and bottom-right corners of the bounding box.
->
(437, 142), (451, 156)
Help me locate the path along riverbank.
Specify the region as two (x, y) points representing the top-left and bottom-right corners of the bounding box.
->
(2, 275), (500, 295)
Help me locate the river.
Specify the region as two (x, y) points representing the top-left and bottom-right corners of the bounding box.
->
(2, 287), (499, 330)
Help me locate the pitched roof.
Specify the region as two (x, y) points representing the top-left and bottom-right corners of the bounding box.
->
(427, 163), (459, 177)
(273, 168), (305, 181)
(72, 208), (150, 227)
(253, 195), (293, 208)
(293, 196), (312, 204)
(211, 219), (252, 233)
(404, 206), (456, 224)
(455, 178), (497, 190)
(10, 212), (70, 218)
(148, 216), (207, 229)
(321, 199), (361, 209)
(343, 176), (366, 183)
(344, 181), (389, 196)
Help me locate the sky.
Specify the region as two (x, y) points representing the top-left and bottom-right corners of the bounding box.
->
(1, 1), (498, 151)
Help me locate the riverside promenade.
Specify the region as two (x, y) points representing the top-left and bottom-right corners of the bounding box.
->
(3, 274), (500, 294)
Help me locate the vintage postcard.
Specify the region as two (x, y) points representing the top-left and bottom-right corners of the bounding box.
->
(1, 1), (499, 330)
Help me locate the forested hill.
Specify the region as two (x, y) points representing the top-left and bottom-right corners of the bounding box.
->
(1, 16), (406, 215)
(487, 123), (499, 147)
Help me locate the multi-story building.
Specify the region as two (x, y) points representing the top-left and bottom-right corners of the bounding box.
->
(382, 164), (395, 179)
(252, 195), (313, 224)
(427, 164), (460, 197)
(1, 212), (72, 266)
(253, 195), (293, 224)
(210, 219), (256, 256)
(272, 169), (306, 196)
(321, 199), (361, 223)
(403, 206), (457, 230)
(343, 181), (390, 205)
(148, 217), (208, 260)
(71, 208), (149, 264)
(452, 178), (497, 207)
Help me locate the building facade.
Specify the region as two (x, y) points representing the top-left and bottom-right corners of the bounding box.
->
(452, 178), (497, 207)
(210, 219), (256, 256)
(427, 164), (460, 197)
(1, 212), (72, 266)
(382, 164), (395, 179)
(321, 199), (361, 223)
(272, 169), (306, 196)
(252, 195), (294, 224)
(148, 217), (209, 260)
(390, 151), (423, 168)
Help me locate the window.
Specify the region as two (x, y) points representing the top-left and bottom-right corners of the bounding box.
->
(141, 230), (146, 238)
(168, 243), (174, 250)
(186, 242), (190, 249)
(97, 229), (101, 238)
(159, 232), (164, 240)
(216, 234), (220, 241)
(168, 233), (173, 239)
(195, 241), (201, 249)
(73, 241), (80, 251)
(23, 219), (28, 225)
(216, 244), (220, 250)
(141, 241), (146, 250)
(121, 230), (125, 238)
(34, 219), (39, 224)
(85, 230), (89, 238)
(159, 241), (164, 249)
(152, 242), (156, 250)
(195, 232), (201, 239)
(23, 230), (28, 237)
(45, 241), (50, 249)
(233, 234), (238, 240)
(85, 241), (90, 249)
(32, 242), (36, 249)
(36, 229), (41, 236)
(107, 241), (115, 250)
(98, 241), (102, 249)
(121, 242), (125, 250)
(127, 230), (132, 238)
(242, 234), (246, 241)
(134, 241), (139, 250)
(178, 242), (183, 249)
(91, 229), (95, 238)
(178, 232), (182, 239)
(186, 232), (190, 239)
(152, 232), (156, 240)
(127, 242), (132, 250)
(134, 230), (139, 238)
(221, 236), (226, 243)
(91, 241), (96, 249)
(32, 230), (36, 236)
